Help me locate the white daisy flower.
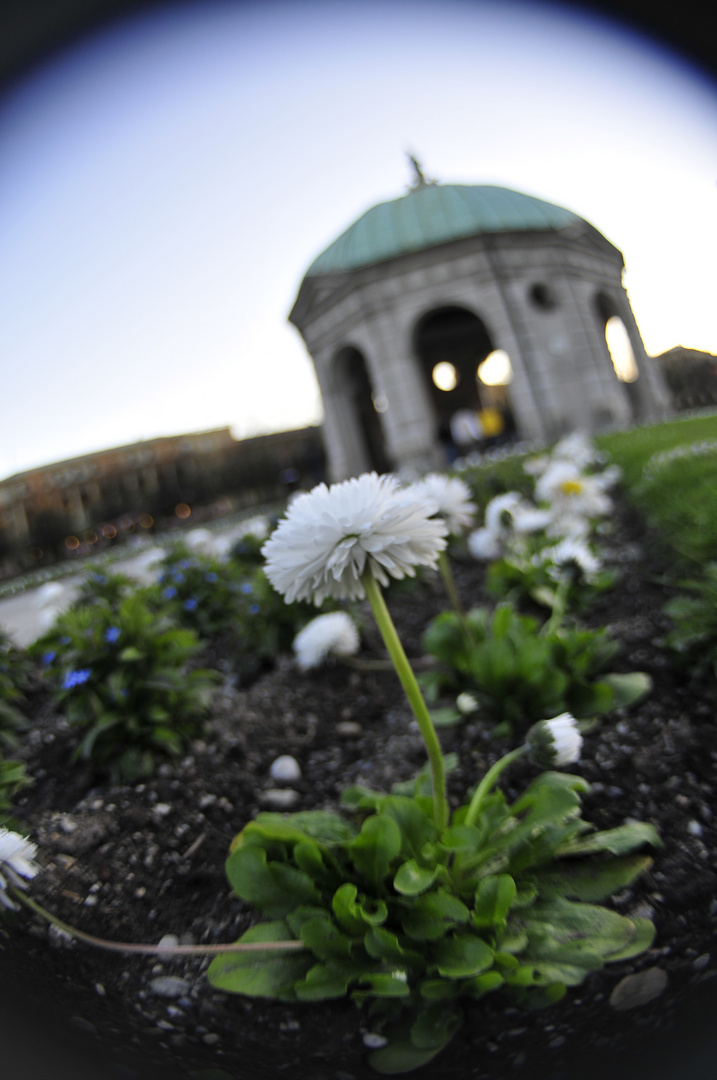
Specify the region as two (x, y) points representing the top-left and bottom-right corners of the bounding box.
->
(293, 612), (360, 671)
(410, 473), (476, 535)
(550, 431), (599, 470)
(527, 713), (583, 768)
(262, 473), (448, 605)
(0, 828), (40, 910)
(484, 492), (526, 535)
(535, 461), (611, 519)
(541, 537), (602, 581)
(511, 505), (553, 535)
(467, 526), (503, 561)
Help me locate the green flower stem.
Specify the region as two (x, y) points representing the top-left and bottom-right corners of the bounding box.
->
(438, 551), (475, 648)
(12, 889), (306, 956)
(362, 569), (449, 831)
(463, 746), (527, 828)
(542, 576), (570, 637)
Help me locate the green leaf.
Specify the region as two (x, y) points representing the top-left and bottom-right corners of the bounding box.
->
(380, 797), (438, 862)
(429, 707), (463, 728)
(472, 874), (517, 928)
(119, 646), (144, 662)
(557, 822), (661, 857)
(206, 920), (310, 999)
(393, 860), (438, 896)
(604, 916), (656, 961)
(410, 1003), (463, 1050)
(529, 853), (654, 902)
(465, 970), (504, 998)
(299, 915), (355, 960)
(225, 845), (321, 917)
(332, 883), (388, 933)
(349, 814), (402, 885)
(430, 933), (494, 978)
(355, 972), (411, 998)
(401, 889), (470, 941)
(293, 961), (353, 1001)
(363, 926), (424, 969)
(368, 1039), (447, 1075)
(601, 671), (653, 707)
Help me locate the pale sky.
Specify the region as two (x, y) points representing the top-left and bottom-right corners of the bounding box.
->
(1, 0), (716, 481)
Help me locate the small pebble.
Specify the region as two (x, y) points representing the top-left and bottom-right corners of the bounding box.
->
(362, 1033), (388, 1049)
(153, 803), (172, 817)
(609, 967), (668, 1011)
(693, 953), (711, 970)
(95, 983), (106, 996)
(269, 755), (302, 783)
(149, 976), (191, 999)
(260, 788), (300, 809)
(335, 721), (363, 737)
(157, 934), (180, 953)
(202, 1033), (221, 1046)
(687, 820), (703, 837)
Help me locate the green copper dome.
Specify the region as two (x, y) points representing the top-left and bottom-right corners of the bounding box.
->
(306, 184), (579, 277)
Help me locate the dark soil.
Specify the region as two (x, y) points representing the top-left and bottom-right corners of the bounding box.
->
(2, 499), (717, 1080)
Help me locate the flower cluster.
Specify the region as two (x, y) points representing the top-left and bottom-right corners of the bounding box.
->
(467, 432), (615, 578)
(262, 473), (448, 605)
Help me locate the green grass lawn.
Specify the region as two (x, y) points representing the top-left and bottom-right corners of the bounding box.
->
(597, 412), (717, 568)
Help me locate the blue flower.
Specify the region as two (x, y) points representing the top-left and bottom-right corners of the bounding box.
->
(172, 571), (185, 584)
(184, 597), (198, 611)
(178, 559), (195, 570)
(62, 668), (92, 690)
(249, 604), (260, 615)
(59, 636), (71, 645)
(205, 572), (218, 583)
(105, 627), (121, 644)
(163, 586), (177, 600)
(42, 651), (56, 665)
(92, 573), (107, 584)
(240, 582), (254, 595)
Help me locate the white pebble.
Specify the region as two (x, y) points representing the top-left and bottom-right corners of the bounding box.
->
(260, 788), (300, 809)
(363, 1033), (389, 1049)
(687, 819), (704, 837)
(153, 803), (172, 817)
(269, 755), (302, 783)
(157, 934), (180, 953)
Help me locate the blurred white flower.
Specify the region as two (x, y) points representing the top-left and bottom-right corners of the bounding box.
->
(511, 505), (553, 535)
(456, 692), (479, 715)
(523, 453), (551, 477)
(527, 713), (583, 768)
(541, 537), (602, 581)
(535, 461), (611, 519)
(410, 473), (476, 534)
(467, 526), (503, 561)
(184, 528), (214, 554)
(121, 546), (167, 585)
(550, 431), (599, 470)
(293, 611), (360, 670)
(0, 828), (39, 910)
(262, 473), (447, 604)
(484, 492), (526, 534)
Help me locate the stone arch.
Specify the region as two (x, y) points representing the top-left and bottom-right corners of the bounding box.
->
(329, 345), (391, 475)
(594, 292), (641, 418)
(412, 304), (514, 452)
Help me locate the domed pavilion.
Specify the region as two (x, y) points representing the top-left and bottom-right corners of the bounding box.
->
(289, 165), (669, 481)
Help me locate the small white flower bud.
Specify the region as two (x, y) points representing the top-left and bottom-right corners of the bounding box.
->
(456, 692), (479, 715)
(526, 713), (583, 769)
